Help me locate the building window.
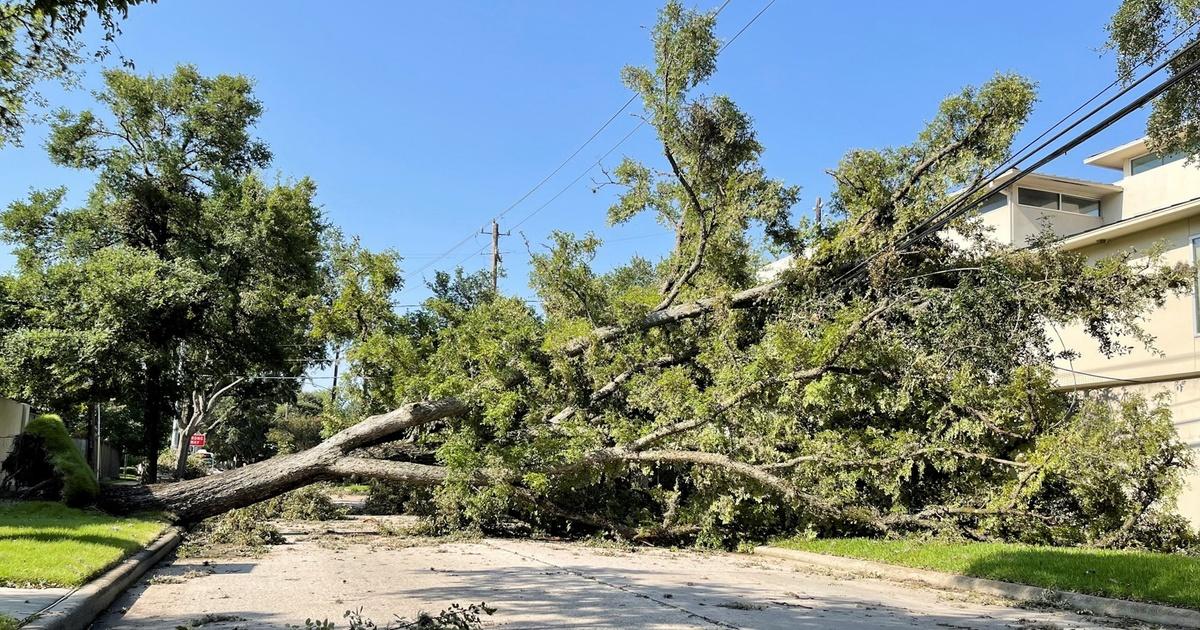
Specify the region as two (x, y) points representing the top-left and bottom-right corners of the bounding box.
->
(1194, 236), (1200, 335)
(1017, 187), (1059, 209)
(1017, 187), (1101, 216)
(976, 191), (1007, 213)
(1131, 150), (1186, 175)
(1061, 194), (1100, 216)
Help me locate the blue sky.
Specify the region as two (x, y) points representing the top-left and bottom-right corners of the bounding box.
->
(0, 0), (1145, 304)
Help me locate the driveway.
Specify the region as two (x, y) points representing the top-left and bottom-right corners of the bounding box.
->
(93, 517), (1166, 629)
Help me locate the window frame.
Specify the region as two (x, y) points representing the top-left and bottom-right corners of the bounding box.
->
(975, 190), (1008, 213)
(1193, 235), (1200, 337)
(1131, 150), (1186, 175)
(1017, 187), (1060, 210)
(1016, 187), (1101, 217)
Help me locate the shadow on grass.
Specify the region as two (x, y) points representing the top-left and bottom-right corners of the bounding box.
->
(2, 531), (147, 553)
(963, 547), (1200, 610)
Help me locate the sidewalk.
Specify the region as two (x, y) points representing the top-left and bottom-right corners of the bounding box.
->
(0, 588), (73, 625)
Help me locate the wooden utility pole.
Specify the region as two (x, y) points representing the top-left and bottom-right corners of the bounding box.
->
(329, 346), (340, 405)
(95, 403), (102, 480)
(482, 220), (510, 293)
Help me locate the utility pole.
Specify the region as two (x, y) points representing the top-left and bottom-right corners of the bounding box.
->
(329, 346), (340, 406)
(95, 403), (102, 481)
(482, 220), (510, 293)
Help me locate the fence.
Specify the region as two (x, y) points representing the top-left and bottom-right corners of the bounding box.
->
(71, 438), (123, 480)
(0, 434), (123, 481)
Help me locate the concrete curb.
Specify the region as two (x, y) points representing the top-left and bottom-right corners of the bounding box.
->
(754, 546), (1200, 629)
(22, 526), (182, 630)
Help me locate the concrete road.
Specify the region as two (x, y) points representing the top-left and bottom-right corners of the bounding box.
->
(93, 517), (1168, 629)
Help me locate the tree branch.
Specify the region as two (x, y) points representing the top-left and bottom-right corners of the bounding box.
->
(622, 299), (893, 451)
(656, 144), (712, 311)
(560, 279), (781, 357)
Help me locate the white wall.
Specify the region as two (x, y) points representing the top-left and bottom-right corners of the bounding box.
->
(0, 398), (31, 464)
(1011, 205), (1101, 246)
(1112, 159), (1200, 221)
(1053, 217), (1199, 386)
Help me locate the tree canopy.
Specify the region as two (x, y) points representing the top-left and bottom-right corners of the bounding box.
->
(1108, 0), (1200, 159)
(0, 64), (326, 480)
(0, 0), (153, 146)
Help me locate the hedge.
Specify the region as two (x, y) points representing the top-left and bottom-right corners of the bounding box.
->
(22, 414), (99, 506)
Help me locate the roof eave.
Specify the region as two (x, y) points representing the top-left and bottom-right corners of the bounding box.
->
(1057, 195), (1200, 250)
(1083, 137), (1149, 171)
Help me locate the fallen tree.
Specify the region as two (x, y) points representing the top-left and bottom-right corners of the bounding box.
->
(90, 2), (1198, 552)
(101, 398), (465, 521)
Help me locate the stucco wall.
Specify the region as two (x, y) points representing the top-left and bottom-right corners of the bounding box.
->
(1053, 216), (1200, 386)
(1052, 215), (1200, 526)
(0, 398), (31, 464)
(1011, 205), (1101, 246)
(1113, 159), (1200, 221)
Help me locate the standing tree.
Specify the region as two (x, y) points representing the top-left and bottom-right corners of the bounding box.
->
(0, 65), (326, 481)
(310, 234), (403, 413)
(99, 2), (1193, 555)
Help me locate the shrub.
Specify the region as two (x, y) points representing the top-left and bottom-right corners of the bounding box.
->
(4, 414), (98, 506)
(1, 433), (58, 499)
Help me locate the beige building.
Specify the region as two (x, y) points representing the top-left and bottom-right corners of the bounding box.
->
(975, 137), (1200, 525)
(0, 397), (33, 464)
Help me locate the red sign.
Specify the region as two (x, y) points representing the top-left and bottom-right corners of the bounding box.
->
(189, 434), (206, 447)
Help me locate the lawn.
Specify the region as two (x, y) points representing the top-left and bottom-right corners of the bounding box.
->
(773, 537), (1200, 610)
(0, 501), (166, 588)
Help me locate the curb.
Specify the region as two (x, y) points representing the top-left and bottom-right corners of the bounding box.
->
(754, 546), (1200, 629)
(22, 526), (182, 630)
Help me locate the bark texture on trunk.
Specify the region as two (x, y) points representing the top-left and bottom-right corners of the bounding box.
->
(142, 363), (165, 484)
(101, 397), (466, 522)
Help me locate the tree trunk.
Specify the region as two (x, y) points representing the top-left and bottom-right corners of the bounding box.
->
(174, 424), (193, 481)
(142, 364), (166, 483)
(100, 397), (466, 522)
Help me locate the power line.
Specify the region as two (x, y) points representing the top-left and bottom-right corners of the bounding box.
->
(511, 122), (646, 231)
(399, 0), (768, 291)
(718, 0), (775, 53)
(835, 33), (1200, 285)
(435, 121), (646, 278)
(1000, 18), (1200, 185)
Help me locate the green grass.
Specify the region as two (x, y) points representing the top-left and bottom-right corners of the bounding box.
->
(333, 483), (370, 494)
(0, 614), (17, 630)
(0, 501), (166, 587)
(773, 537), (1200, 610)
